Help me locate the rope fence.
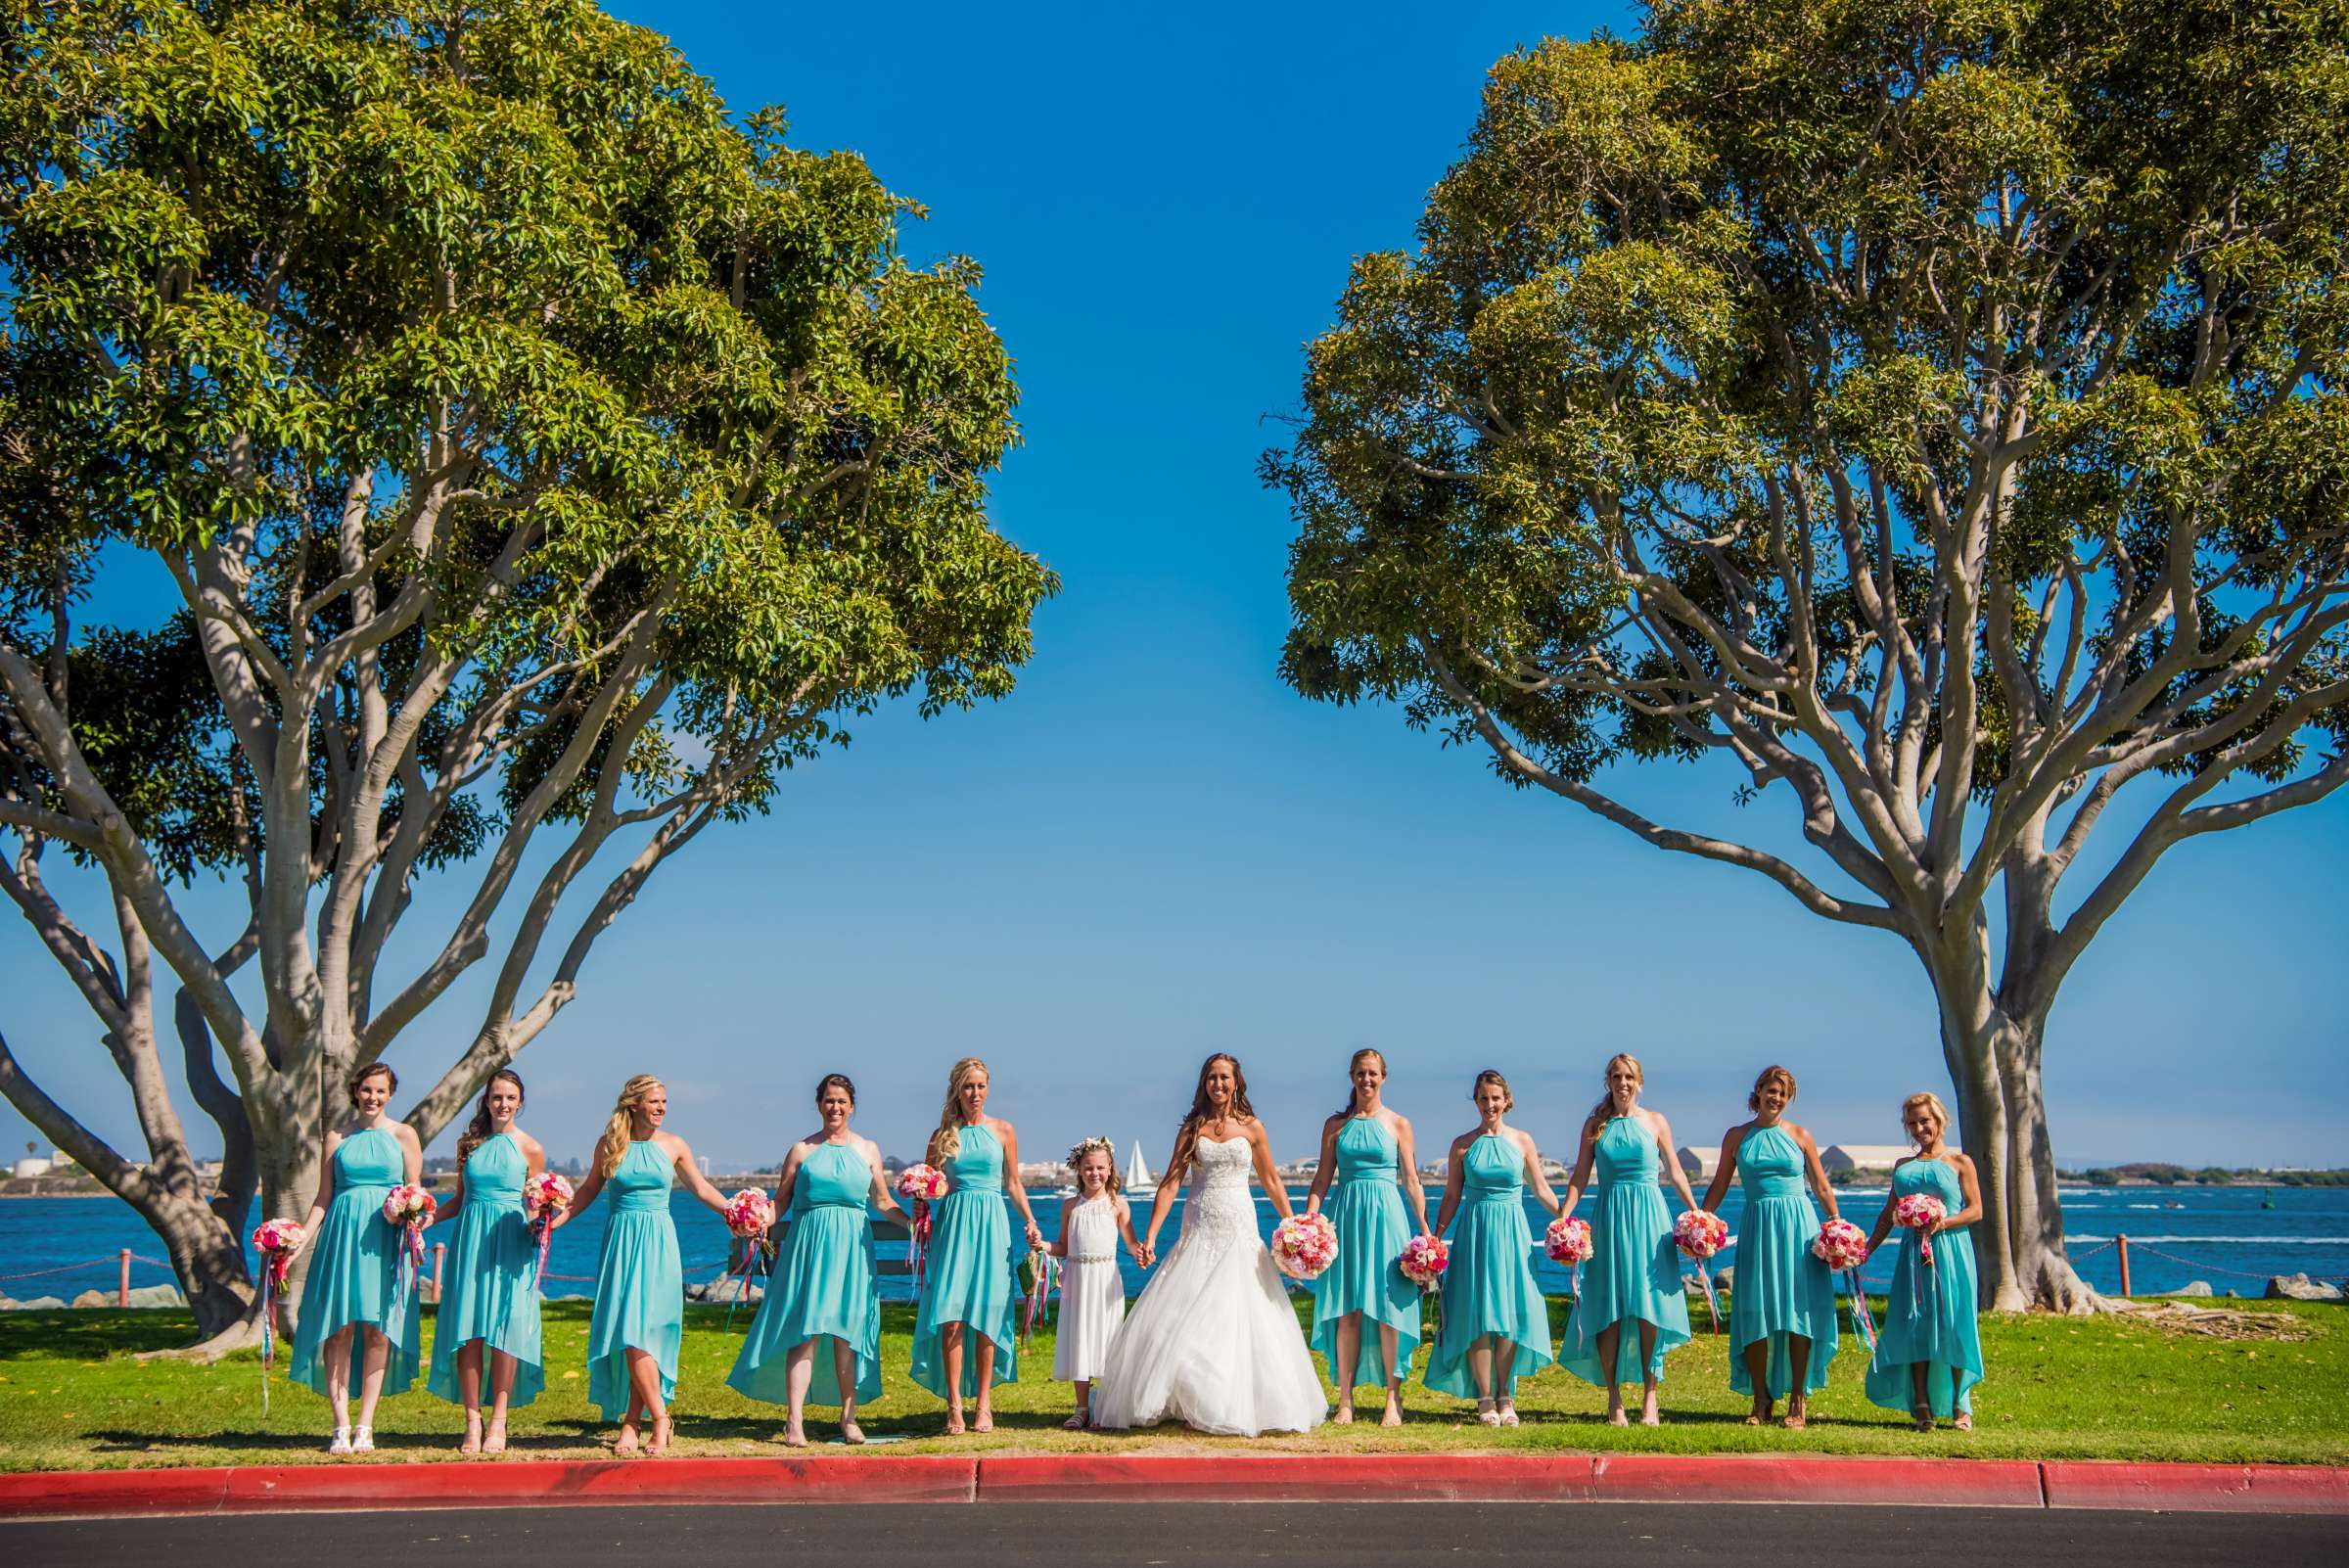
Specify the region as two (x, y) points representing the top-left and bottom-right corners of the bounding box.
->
(0, 1250), (177, 1284)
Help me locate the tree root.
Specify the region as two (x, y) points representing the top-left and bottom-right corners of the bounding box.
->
(136, 1310), (268, 1363)
(2095, 1298), (2307, 1341)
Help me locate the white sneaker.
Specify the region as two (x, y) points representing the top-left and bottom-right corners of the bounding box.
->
(351, 1426), (376, 1453)
(327, 1428), (352, 1455)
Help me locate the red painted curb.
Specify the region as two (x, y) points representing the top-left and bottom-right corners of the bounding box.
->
(2043, 1461), (2349, 1514)
(1591, 1453), (2046, 1508)
(978, 1454), (1597, 1503)
(0, 1457), (979, 1518)
(5, 1455), (2347, 1519)
(0, 1467), (229, 1518)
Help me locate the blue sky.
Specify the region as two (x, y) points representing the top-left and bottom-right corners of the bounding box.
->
(4, 1), (2343, 1176)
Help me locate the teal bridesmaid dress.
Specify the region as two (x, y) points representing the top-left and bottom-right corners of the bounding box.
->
(728, 1141), (883, 1407)
(1558, 1116), (1691, 1387)
(290, 1125), (421, 1397)
(1310, 1116), (1422, 1391)
(586, 1139), (682, 1419)
(425, 1130), (545, 1408)
(1424, 1133), (1552, 1398)
(1727, 1124), (1838, 1400)
(1865, 1156), (1982, 1418)
(909, 1123), (1019, 1400)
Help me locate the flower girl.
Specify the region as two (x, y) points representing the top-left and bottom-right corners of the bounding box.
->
(1050, 1136), (1141, 1427)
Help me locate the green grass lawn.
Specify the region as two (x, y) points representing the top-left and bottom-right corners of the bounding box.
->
(0, 1296), (2339, 1471)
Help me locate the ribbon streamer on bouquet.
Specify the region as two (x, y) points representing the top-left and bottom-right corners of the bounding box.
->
(530, 1211), (556, 1296)
(1692, 1260), (1724, 1334)
(910, 1206), (934, 1295)
(387, 1221), (425, 1330)
(1020, 1251), (1057, 1350)
(255, 1257), (285, 1416)
(1843, 1268), (1878, 1354)
(1907, 1231), (1931, 1325)
(723, 1234), (769, 1334)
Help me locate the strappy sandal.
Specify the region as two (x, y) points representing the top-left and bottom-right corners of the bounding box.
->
(1476, 1399), (1501, 1427)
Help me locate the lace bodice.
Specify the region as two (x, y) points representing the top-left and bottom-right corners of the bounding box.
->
(1189, 1134), (1255, 1191)
(1175, 1135), (1262, 1269)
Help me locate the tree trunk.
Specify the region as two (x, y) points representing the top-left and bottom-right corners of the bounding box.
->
(1934, 992), (2099, 1313)
(146, 1188), (257, 1336)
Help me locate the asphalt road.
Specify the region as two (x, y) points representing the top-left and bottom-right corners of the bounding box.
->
(8, 1502), (2346, 1567)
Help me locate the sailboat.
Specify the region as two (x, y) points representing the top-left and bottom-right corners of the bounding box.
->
(1125, 1138), (1153, 1191)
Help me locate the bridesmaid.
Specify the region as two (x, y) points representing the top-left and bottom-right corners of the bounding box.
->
(1699, 1065), (1840, 1428)
(425, 1069), (545, 1453)
(726, 1073), (910, 1447)
(556, 1074), (733, 1455)
(1424, 1069), (1560, 1425)
(908, 1056), (1045, 1434)
(289, 1062), (424, 1453)
(1305, 1049), (1431, 1426)
(1864, 1091), (1985, 1431)
(1557, 1052), (1696, 1425)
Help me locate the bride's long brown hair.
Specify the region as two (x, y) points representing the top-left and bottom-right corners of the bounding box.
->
(1179, 1052), (1255, 1134)
(1165, 1052), (1254, 1186)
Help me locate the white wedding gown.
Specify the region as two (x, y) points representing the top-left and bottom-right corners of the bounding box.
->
(1092, 1135), (1328, 1435)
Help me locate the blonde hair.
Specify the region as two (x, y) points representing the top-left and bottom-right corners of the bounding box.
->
(1749, 1064), (1797, 1111)
(1471, 1068), (1513, 1112)
(1900, 1090), (1952, 1144)
(931, 1057), (989, 1163)
(1337, 1047), (1388, 1118)
(1066, 1135), (1121, 1193)
(1590, 1052), (1644, 1122)
(596, 1075), (663, 1177)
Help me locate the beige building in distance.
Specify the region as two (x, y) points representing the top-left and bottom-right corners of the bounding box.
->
(1821, 1144), (1912, 1176)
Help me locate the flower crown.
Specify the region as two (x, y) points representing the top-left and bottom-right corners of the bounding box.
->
(1066, 1134), (1120, 1185)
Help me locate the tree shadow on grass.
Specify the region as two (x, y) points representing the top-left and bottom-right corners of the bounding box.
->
(0, 1311), (200, 1360)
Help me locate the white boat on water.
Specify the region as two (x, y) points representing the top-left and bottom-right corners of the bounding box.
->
(1125, 1138), (1153, 1190)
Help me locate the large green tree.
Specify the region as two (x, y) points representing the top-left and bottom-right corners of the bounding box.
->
(0, 0), (1051, 1341)
(1269, 0), (2348, 1309)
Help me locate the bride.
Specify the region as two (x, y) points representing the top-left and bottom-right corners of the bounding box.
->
(1093, 1053), (1327, 1435)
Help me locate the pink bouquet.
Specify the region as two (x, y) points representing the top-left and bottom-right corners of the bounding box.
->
(1544, 1216), (1593, 1266)
(381, 1184), (437, 1229)
(722, 1187), (775, 1238)
(249, 1218), (304, 1414)
(896, 1164), (948, 1202)
(381, 1184), (435, 1325)
(1673, 1208), (1728, 1261)
(1270, 1213), (1339, 1280)
(1399, 1234), (1450, 1290)
(897, 1164), (947, 1288)
(1894, 1192), (1948, 1266)
(1673, 1208), (1729, 1335)
(523, 1172), (573, 1291)
(251, 1218), (303, 1290)
(523, 1171), (574, 1221)
(1812, 1217), (1868, 1271)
